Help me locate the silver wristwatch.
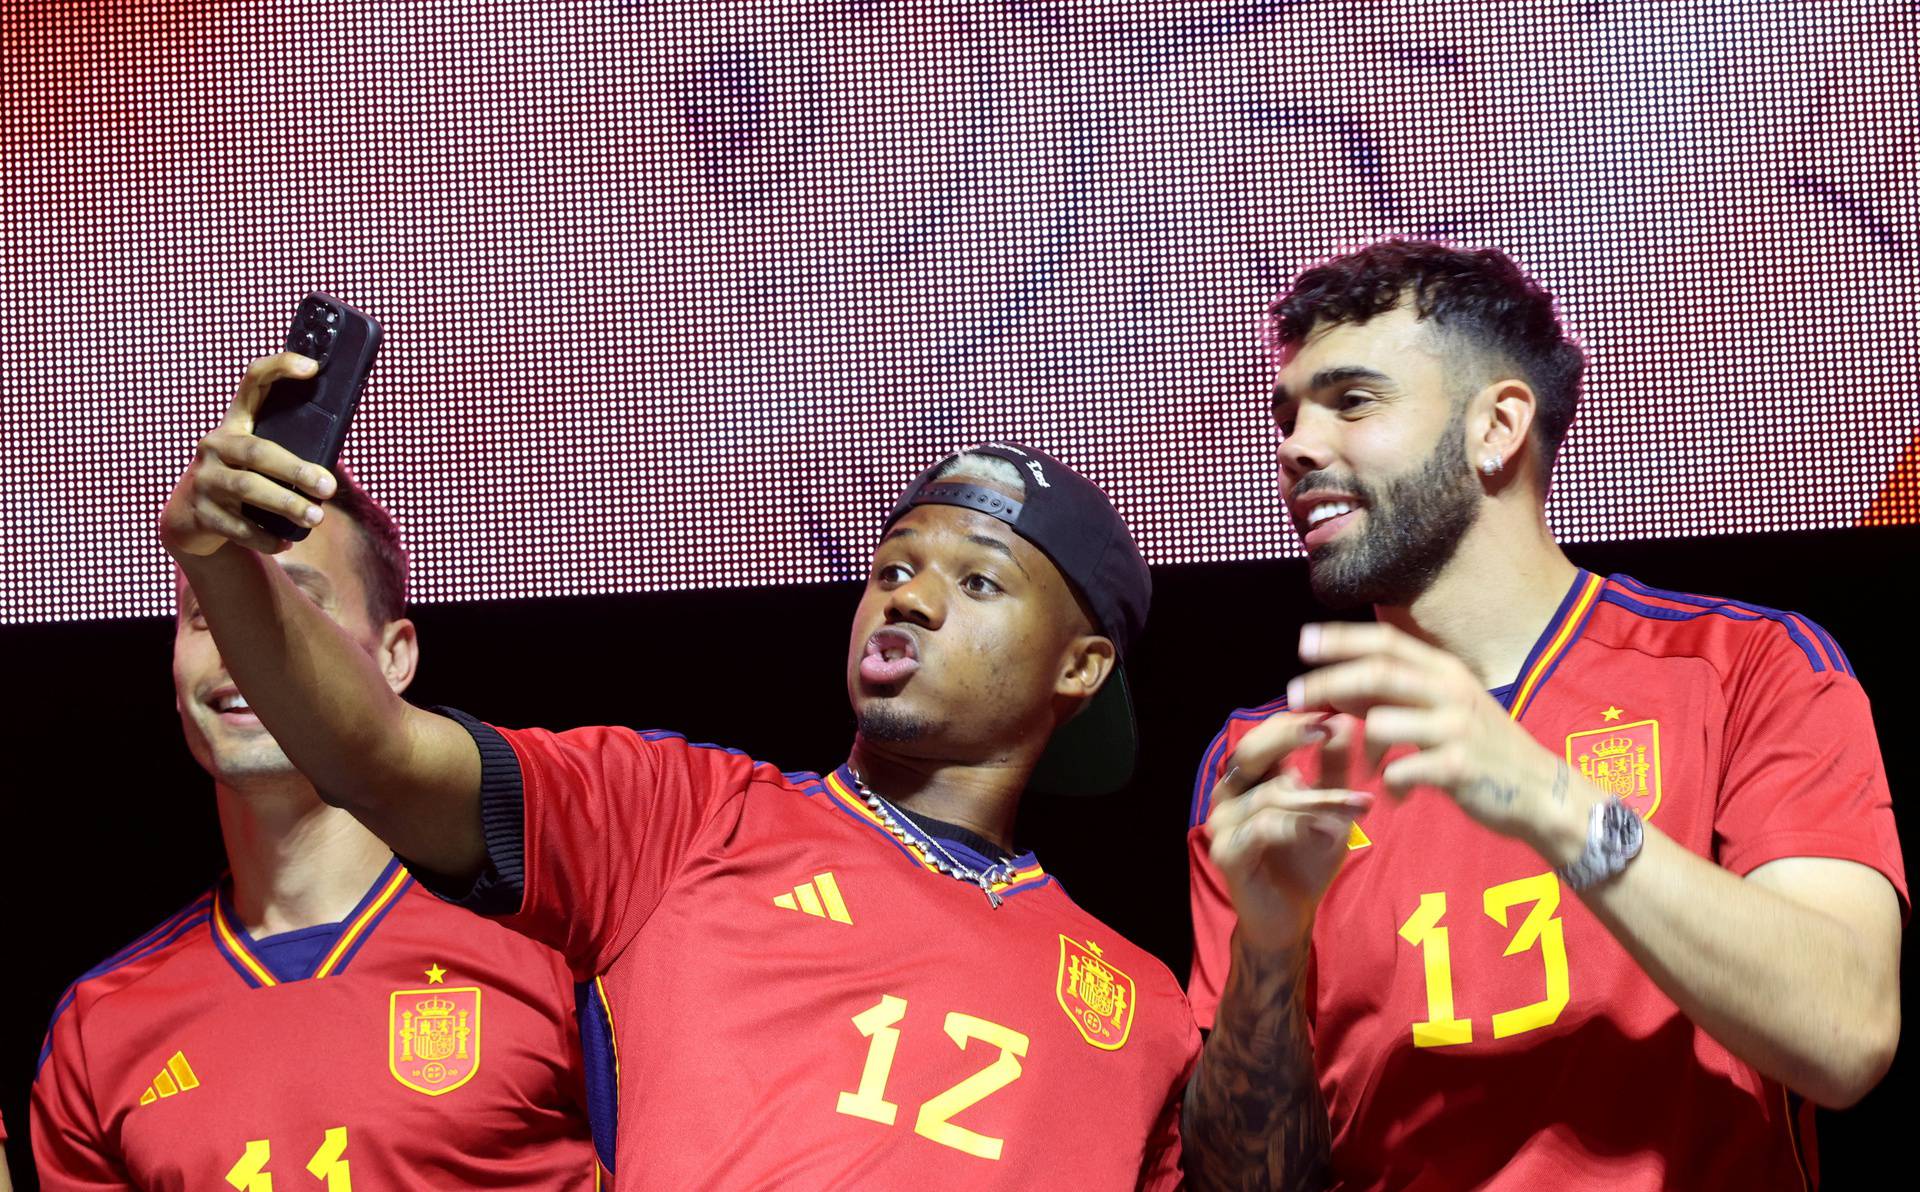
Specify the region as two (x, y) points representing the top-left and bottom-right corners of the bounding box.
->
(1559, 797), (1644, 891)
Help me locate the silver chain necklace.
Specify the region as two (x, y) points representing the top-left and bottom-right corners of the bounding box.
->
(850, 770), (1017, 908)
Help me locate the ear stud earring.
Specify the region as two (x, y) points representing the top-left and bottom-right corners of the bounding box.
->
(1480, 458), (1501, 476)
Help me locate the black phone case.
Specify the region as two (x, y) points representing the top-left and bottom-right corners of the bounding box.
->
(242, 293), (383, 541)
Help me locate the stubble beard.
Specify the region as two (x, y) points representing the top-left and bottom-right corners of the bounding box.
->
(857, 700), (941, 745)
(1306, 416), (1483, 610)
(187, 711), (299, 787)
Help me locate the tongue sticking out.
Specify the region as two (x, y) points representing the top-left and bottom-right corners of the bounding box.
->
(860, 634), (920, 685)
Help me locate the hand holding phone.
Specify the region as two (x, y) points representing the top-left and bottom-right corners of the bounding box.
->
(241, 293), (382, 540)
(159, 352), (332, 560)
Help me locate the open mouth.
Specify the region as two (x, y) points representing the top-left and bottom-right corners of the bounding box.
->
(859, 628), (921, 686)
(1295, 496), (1365, 550)
(207, 687), (262, 726)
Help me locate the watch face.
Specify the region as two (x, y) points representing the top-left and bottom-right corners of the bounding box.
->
(1603, 799), (1644, 853)
(1563, 798), (1644, 891)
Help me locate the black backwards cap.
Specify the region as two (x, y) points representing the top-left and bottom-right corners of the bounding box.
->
(885, 443), (1151, 796)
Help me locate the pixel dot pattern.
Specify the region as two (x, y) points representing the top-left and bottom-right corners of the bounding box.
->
(2, 1), (1914, 623)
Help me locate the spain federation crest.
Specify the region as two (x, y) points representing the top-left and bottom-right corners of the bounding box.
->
(1566, 718), (1662, 822)
(389, 986), (481, 1096)
(1057, 936), (1135, 1050)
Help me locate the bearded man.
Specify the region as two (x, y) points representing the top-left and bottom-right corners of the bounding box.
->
(1181, 240), (1904, 1190)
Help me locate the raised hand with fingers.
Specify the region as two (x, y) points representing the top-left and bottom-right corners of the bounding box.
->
(1206, 710), (1374, 952)
(1286, 621), (1583, 855)
(159, 352), (338, 559)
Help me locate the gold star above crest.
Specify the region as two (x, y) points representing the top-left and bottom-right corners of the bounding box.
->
(425, 963), (447, 985)
(1085, 940), (1104, 956)
(1602, 706), (1624, 722)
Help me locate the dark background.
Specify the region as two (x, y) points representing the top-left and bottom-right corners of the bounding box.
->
(2, 527), (1911, 1188)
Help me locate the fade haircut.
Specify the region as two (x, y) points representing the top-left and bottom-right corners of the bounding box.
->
(327, 466), (409, 625)
(1269, 240), (1587, 478)
(934, 451), (1027, 494)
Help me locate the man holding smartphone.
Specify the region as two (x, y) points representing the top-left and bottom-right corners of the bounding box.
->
(34, 448), (597, 1187)
(152, 351), (1199, 1187)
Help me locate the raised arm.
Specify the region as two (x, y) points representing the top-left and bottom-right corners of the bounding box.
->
(160, 352), (485, 879)
(1183, 714), (1369, 1192)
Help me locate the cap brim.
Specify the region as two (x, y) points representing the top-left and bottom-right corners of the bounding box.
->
(1026, 662), (1137, 798)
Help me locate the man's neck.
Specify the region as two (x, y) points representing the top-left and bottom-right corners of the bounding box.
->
(215, 778), (395, 937)
(1377, 502), (1580, 689)
(845, 744), (1030, 853)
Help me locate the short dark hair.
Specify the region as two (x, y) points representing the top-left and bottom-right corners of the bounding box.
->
(328, 467), (408, 625)
(1268, 240), (1586, 477)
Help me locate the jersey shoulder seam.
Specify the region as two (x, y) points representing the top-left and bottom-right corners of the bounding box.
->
(1227, 694), (1291, 723)
(598, 727), (783, 966)
(39, 893), (213, 1076)
(1598, 574), (1848, 676)
(67, 893), (213, 993)
(1191, 695), (1292, 826)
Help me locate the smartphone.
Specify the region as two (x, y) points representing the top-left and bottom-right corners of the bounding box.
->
(242, 292), (383, 541)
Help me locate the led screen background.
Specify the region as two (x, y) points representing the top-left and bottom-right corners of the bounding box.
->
(3, 0), (1915, 624)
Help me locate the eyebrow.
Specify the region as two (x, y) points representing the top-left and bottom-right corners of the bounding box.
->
(965, 533), (1030, 578)
(281, 563), (335, 602)
(1271, 366), (1396, 417)
(178, 564), (332, 620)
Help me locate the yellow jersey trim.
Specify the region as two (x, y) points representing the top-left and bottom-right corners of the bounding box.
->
(1510, 572), (1603, 721)
(313, 866), (410, 979)
(823, 771), (1045, 891)
(210, 896), (279, 988)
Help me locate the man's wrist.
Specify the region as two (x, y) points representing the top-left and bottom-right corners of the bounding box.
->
(1230, 919), (1312, 974)
(1525, 761), (1604, 867)
(170, 535), (245, 571)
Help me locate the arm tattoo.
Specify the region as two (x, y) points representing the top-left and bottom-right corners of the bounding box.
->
(1551, 760), (1570, 805)
(1183, 932), (1332, 1191)
(1466, 775), (1519, 807)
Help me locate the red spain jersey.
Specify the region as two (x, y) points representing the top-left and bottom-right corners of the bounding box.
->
(33, 857), (596, 1190)
(1187, 572), (1907, 1191)
(430, 712), (1200, 1190)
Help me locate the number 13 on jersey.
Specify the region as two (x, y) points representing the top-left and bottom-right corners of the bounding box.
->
(1396, 871), (1571, 1047)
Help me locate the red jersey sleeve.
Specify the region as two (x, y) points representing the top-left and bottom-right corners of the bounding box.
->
(1188, 826), (1237, 1031)
(1186, 715), (1244, 1031)
(1714, 625), (1907, 908)
(441, 711), (760, 976)
(1136, 1037), (1199, 1190)
(32, 1002), (133, 1190)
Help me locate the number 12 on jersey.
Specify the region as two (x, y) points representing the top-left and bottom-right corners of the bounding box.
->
(1396, 871), (1570, 1047)
(836, 994), (1029, 1160)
